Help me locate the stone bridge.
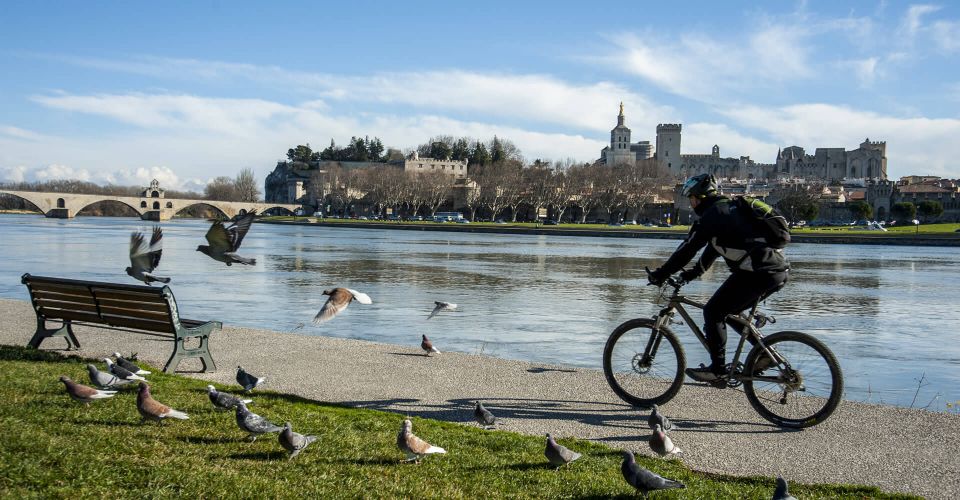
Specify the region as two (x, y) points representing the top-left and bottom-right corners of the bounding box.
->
(0, 189), (300, 220)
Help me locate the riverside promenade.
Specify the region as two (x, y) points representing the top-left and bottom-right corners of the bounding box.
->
(2, 297), (956, 499)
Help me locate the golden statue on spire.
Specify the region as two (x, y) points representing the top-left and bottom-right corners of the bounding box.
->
(619, 101), (624, 115)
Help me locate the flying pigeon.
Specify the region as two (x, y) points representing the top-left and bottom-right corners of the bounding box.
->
(207, 385), (252, 411)
(59, 376), (116, 405)
(86, 363), (134, 389)
(649, 424), (682, 458)
(621, 450), (685, 495)
(773, 476), (798, 500)
(421, 334), (440, 356)
(647, 404), (672, 432)
(427, 301), (457, 319)
(104, 357), (146, 381)
(236, 366), (265, 392)
(114, 352), (150, 375)
(474, 401), (496, 429)
(312, 288), (372, 324)
(126, 226), (170, 285)
(136, 382), (189, 423)
(234, 402), (283, 441)
(197, 211), (257, 266)
(397, 419), (446, 463)
(279, 422), (317, 459)
(545, 433), (581, 468)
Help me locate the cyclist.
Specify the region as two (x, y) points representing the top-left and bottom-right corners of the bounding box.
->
(647, 174), (790, 383)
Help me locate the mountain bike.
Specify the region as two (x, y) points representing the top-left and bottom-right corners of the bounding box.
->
(602, 272), (843, 428)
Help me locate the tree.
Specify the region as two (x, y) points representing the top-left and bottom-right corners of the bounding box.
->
(470, 141), (490, 166)
(890, 202), (916, 223)
(917, 200), (944, 222)
(234, 168), (261, 202)
(286, 144), (316, 163)
(776, 187), (820, 223)
(451, 138), (471, 161)
(367, 137), (385, 162)
(490, 136), (505, 164)
(205, 176), (238, 201)
(848, 200), (873, 221)
(429, 141), (452, 160)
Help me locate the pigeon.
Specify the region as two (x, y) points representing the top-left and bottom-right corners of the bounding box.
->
(136, 382), (189, 423)
(196, 211), (257, 266)
(114, 352), (150, 375)
(236, 366), (265, 392)
(397, 419), (446, 463)
(621, 450), (685, 495)
(649, 424), (682, 458)
(234, 402), (284, 441)
(207, 385), (252, 411)
(474, 401), (496, 429)
(773, 476), (798, 500)
(545, 433), (581, 468)
(312, 288), (372, 324)
(86, 363), (134, 389)
(421, 334), (440, 356)
(427, 301), (457, 319)
(104, 357), (146, 381)
(647, 404), (672, 432)
(59, 376), (116, 405)
(126, 226), (170, 284)
(279, 422), (317, 459)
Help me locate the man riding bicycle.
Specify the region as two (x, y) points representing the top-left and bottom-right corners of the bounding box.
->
(647, 174), (790, 383)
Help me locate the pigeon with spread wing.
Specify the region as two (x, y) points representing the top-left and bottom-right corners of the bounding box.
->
(126, 226), (170, 284)
(197, 211), (257, 266)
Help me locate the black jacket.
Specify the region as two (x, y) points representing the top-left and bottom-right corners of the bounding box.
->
(658, 196), (790, 277)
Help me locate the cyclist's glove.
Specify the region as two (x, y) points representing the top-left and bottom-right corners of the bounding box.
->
(679, 268), (701, 283)
(648, 267), (669, 286)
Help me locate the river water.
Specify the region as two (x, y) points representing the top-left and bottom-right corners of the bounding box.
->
(0, 214), (957, 411)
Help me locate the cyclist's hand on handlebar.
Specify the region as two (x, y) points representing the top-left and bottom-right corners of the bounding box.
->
(646, 266), (668, 286)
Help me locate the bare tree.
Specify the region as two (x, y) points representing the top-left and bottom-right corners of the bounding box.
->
(205, 176), (238, 201)
(417, 171), (452, 217)
(522, 162), (554, 221)
(234, 168), (261, 202)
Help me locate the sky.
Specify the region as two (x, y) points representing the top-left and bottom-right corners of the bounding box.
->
(1, 1), (959, 192)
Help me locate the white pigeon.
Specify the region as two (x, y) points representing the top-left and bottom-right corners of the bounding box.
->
(649, 424), (682, 457)
(104, 358), (146, 381)
(313, 288), (373, 324)
(396, 419), (446, 463)
(427, 301), (457, 319)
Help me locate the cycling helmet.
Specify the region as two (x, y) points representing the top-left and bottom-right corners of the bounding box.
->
(680, 174), (719, 198)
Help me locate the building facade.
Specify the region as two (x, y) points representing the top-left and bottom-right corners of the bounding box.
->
(600, 104), (653, 165)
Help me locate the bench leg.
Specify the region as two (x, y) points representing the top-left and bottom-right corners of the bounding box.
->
(164, 334), (217, 373)
(28, 318), (81, 351)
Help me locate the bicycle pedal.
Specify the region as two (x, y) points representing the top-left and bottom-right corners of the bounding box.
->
(709, 379), (728, 389)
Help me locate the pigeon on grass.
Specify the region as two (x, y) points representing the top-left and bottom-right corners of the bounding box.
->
(279, 422), (317, 459)
(621, 450), (685, 495)
(647, 404), (672, 432)
(545, 433), (581, 468)
(421, 334), (440, 356)
(86, 364), (134, 389)
(136, 382), (189, 423)
(236, 366), (265, 392)
(104, 358), (146, 381)
(59, 376), (116, 406)
(773, 476), (798, 500)
(234, 402), (283, 441)
(207, 385), (252, 411)
(649, 424), (682, 458)
(197, 211), (257, 266)
(427, 301), (457, 319)
(114, 352), (150, 375)
(474, 401), (496, 429)
(397, 419), (446, 463)
(313, 288), (372, 324)
(126, 226), (170, 285)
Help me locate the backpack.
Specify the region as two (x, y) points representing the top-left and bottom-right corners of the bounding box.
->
(732, 196), (791, 249)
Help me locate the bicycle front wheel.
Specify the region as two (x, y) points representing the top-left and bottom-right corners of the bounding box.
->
(744, 330), (843, 428)
(603, 318), (686, 407)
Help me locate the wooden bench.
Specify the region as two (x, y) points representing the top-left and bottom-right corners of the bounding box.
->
(21, 273), (222, 373)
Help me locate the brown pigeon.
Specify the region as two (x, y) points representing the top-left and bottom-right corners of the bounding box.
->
(421, 334), (440, 356)
(136, 382), (189, 423)
(59, 376), (116, 406)
(312, 288), (372, 324)
(196, 211), (257, 266)
(396, 419), (446, 463)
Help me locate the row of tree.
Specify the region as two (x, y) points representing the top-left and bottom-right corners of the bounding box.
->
(285, 134), (526, 169)
(202, 168), (262, 202)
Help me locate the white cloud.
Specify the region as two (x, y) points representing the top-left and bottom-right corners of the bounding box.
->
(1, 125), (44, 141)
(851, 57), (880, 87)
(32, 164), (92, 182)
(681, 122), (779, 162)
(899, 4), (942, 38)
(1, 165), (28, 183)
(931, 20), (960, 51)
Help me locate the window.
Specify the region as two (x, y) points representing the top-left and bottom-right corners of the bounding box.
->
(153, 201), (160, 209)
(140, 201), (147, 208)
(56, 198), (65, 208)
(166, 202), (173, 208)
(151, 190), (160, 198)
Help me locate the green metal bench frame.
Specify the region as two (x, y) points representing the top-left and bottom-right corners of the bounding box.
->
(21, 273), (222, 373)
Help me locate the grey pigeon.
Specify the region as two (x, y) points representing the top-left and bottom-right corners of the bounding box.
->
(196, 211), (257, 266)
(474, 401), (496, 428)
(621, 450), (685, 495)
(545, 433), (581, 468)
(279, 422), (317, 459)
(773, 476), (798, 500)
(137, 382), (189, 423)
(236, 365), (265, 392)
(396, 419), (446, 463)
(207, 385), (252, 411)
(649, 424), (682, 458)
(234, 402), (283, 441)
(427, 301), (457, 319)
(114, 352), (150, 375)
(104, 357), (146, 381)
(312, 288), (372, 324)
(647, 404), (672, 431)
(86, 363), (134, 389)
(59, 376), (116, 405)
(126, 226), (170, 285)
(421, 334), (440, 356)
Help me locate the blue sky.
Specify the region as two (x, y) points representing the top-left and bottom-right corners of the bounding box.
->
(1, 1), (959, 191)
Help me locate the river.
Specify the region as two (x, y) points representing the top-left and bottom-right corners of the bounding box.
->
(0, 214), (957, 411)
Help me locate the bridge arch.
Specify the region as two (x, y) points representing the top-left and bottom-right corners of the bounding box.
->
(76, 198), (144, 217)
(76, 199), (142, 217)
(260, 205), (297, 216)
(172, 201), (229, 219)
(0, 192), (44, 213)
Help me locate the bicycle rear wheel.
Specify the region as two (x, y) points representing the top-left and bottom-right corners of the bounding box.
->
(603, 318), (686, 407)
(743, 330), (843, 428)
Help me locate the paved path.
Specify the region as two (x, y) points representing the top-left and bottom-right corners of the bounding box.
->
(2, 298), (955, 498)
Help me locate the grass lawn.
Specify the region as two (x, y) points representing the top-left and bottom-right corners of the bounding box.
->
(0, 346), (913, 499)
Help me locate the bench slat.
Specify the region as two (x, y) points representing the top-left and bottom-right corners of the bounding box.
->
(90, 289), (166, 301)
(100, 314), (175, 333)
(96, 298), (171, 314)
(30, 288), (96, 302)
(37, 308), (101, 323)
(34, 298), (100, 314)
(98, 305), (172, 321)
(29, 282), (93, 295)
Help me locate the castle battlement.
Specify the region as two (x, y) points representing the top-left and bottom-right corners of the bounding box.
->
(656, 123), (682, 131)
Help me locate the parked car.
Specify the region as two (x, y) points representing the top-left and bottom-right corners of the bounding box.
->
(456, 219), (470, 224)
(657, 222), (673, 228)
(494, 219), (507, 224)
(312, 211), (323, 217)
(543, 219), (559, 225)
